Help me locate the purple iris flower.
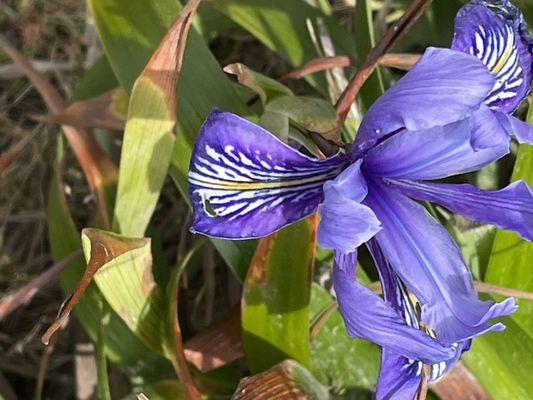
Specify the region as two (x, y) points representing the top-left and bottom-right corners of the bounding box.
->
(188, 0), (532, 398)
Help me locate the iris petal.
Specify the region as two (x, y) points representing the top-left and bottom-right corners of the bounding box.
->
(317, 161), (381, 253)
(188, 110), (347, 239)
(333, 252), (456, 364)
(368, 240), (466, 393)
(365, 180), (517, 345)
(390, 179), (533, 241)
(452, 0), (533, 113)
(352, 47), (494, 154)
(377, 350), (422, 400)
(363, 107), (509, 180)
(495, 112), (533, 144)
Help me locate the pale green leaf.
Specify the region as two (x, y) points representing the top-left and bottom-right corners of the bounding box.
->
(81, 229), (168, 357)
(265, 96), (339, 135)
(224, 63), (292, 105)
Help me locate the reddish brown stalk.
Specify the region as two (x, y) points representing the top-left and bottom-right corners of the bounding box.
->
(0, 128), (39, 175)
(0, 251), (81, 322)
(417, 365), (430, 400)
(279, 53), (421, 83)
(335, 0), (433, 126)
(0, 34), (117, 227)
(41, 243), (112, 345)
(379, 53), (421, 70)
(35, 332), (59, 400)
(279, 55), (354, 82)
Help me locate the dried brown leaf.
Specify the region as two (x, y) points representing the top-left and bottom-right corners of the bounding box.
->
(184, 309), (244, 372)
(233, 360), (329, 400)
(41, 230), (148, 345)
(44, 89), (127, 131)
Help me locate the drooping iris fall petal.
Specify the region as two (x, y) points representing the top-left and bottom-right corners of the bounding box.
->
(188, 110), (347, 239)
(389, 179), (533, 241)
(365, 180), (517, 345)
(332, 252), (456, 364)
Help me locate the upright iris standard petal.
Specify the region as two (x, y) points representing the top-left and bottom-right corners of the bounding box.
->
(317, 161), (381, 253)
(452, 0), (533, 113)
(389, 179), (533, 241)
(363, 108), (509, 180)
(352, 47), (494, 153)
(332, 252), (456, 364)
(188, 110), (347, 239)
(365, 180), (517, 345)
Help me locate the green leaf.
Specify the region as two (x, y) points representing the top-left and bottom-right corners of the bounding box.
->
(242, 219), (315, 373)
(463, 106), (533, 399)
(47, 138), (174, 383)
(211, 0), (356, 91)
(112, 77), (176, 236)
(310, 284), (380, 393)
(81, 229), (168, 357)
(265, 96), (339, 135)
(224, 63), (293, 105)
(70, 56), (119, 102)
(97, 305), (112, 400)
(90, 0), (256, 279)
(259, 111), (290, 141)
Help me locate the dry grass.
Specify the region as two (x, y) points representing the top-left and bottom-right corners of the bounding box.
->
(1, 1), (93, 398)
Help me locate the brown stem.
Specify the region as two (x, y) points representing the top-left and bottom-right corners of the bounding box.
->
(35, 332), (59, 400)
(335, 0), (433, 126)
(0, 251), (81, 322)
(417, 365), (430, 400)
(474, 281), (533, 301)
(279, 56), (354, 82)
(279, 53), (421, 82)
(379, 53), (421, 70)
